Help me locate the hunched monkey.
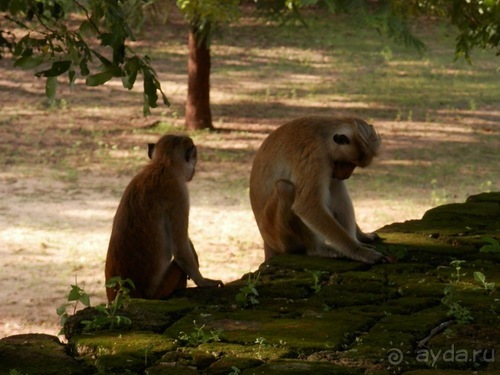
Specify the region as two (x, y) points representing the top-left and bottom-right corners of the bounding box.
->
(105, 134), (223, 301)
(249, 116), (386, 264)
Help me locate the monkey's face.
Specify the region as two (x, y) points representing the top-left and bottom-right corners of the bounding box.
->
(183, 145), (197, 182)
(329, 120), (379, 179)
(332, 161), (356, 180)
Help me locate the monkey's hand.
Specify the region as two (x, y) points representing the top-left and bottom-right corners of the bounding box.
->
(355, 244), (387, 264)
(197, 278), (224, 288)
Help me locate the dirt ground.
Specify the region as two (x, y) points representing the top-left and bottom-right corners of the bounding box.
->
(1, 12), (499, 339)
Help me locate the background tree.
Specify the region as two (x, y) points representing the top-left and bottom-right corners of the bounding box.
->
(1, 0), (499, 130)
(176, 0), (239, 130)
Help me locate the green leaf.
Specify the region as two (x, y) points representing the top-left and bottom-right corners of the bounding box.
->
(105, 277), (119, 288)
(115, 315), (131, 326)
(483, 236), (498, 245)
(13, 34), (31, 56)
(56, 304), (68, 316)
(14, 55), (44, 69)
(161, 92), (170, 106)
(45, 76), (57, 104)
(79, 59), (90, 76)
(474, 271), (486, 284)
(36, 60), (71, 77)
(80, 293), (91, 307)
(125, 278), (136, 289)
(122, 58), (139, 90)
(91, 49), (113, 68)
(479, 236), (500, 253)
(143, 72), (158, 108)
(68, 285), (83, 301)
(86, 71), (114, 86)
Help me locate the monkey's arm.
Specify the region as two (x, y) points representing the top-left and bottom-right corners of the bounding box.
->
(175, 247), (223, 288)
(169, 210), (223, 287)
(293, 187), (384, 264)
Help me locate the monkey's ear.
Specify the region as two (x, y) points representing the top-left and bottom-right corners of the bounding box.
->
(148, 143), (155, 160)
(185, 145), (197, 162)
(333, 134), (350, 145)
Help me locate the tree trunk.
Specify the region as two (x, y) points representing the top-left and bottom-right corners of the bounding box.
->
(185, 27), (213, 131)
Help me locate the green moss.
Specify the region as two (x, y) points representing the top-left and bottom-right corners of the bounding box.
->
(94, 354), (145, 374)
(127, 297), (198, 315)
(383, 297), (441, 314)
(0, 334), (93, 375)
(428, 324), (499, 359)
(262, 254), (365, 274)
(242, 359), (364, 374)
(158, 347), (217, 369)
(379, 195), (500, 255)
(165, 309), (377, 354)
(69, 331), (176, 373)
(349, 307), (448, 363)
(403, 371), (493, 375)
(71, 331), (176, 356)
(372, 307), (447, 335)
(206, 356), (264, 374)
(145, 363), (199, 374)
(65, 297), (198, 338)
(201, 342), (289, 362)
(466, 192), (500, 203)
(348, 330), (414, 361)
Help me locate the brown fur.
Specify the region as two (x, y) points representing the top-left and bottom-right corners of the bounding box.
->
(105, 134), (222, 301)
(249, 116), (386, 264)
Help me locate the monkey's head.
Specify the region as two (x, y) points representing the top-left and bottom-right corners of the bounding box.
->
(330, 118), (381, 180)
(148, 135), (198, 181)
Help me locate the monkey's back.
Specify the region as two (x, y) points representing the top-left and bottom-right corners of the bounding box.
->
(105, 164), (187, 298)
(250, 117), (338, 219)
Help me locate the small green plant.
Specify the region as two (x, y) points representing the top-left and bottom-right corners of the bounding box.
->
(306, 269), (328, 294)
(474, 271), (495, 292)
(228, 366), (241, 375)
(56, 279), (91, 335)
(56, 277), (135, 334)
(236, 272), (260, 308)
(144, 344), (154, 367)
(441, 260), (474, 325)
(81, 277), (135, 331)
(255, 336), (269, 359)
(177, 320), (223, 347)
(441, 285), (473, 325)
(105, 276), (135, 315)
(254, 336), (287, 359)
(450, 260), (467, 283)
(479, 236), (500, 254)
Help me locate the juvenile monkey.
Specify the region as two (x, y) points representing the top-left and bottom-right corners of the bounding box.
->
(249, 116), (386, 264)
(105, 134), (223, 301)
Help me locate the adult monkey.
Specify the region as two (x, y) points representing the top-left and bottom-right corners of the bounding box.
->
(249, 116), (387, 264)
(105, 134), (223, 301)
